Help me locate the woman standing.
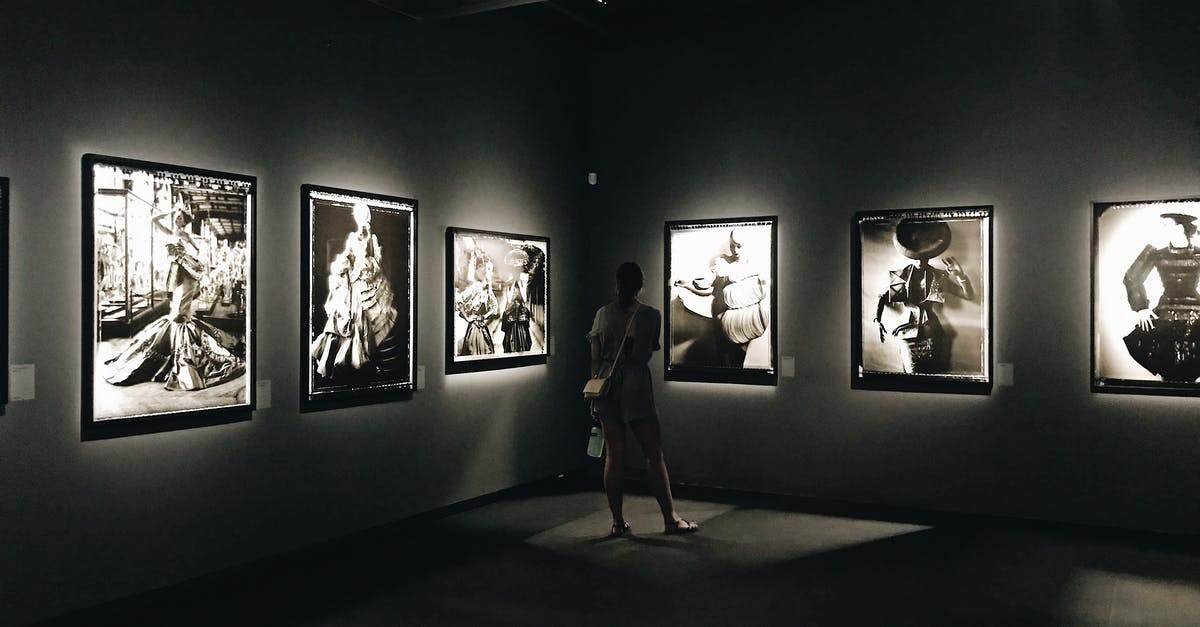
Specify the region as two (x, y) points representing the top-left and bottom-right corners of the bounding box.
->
(588, 262), (698, 537)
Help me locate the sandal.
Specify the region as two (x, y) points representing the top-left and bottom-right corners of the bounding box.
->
(664, 518), (699, 535)
(609, 521), (631, 538)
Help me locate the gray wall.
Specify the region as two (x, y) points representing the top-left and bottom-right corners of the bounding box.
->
(5, 0), (1200, 623)
(587, 1), (1200, 532)
(0, 2), (590, 624)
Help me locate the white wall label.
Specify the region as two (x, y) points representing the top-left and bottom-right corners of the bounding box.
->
(10, 364), (34, 401)
(417, 365), (426, 390)
(781, 355), (795, 378)
(256, 380), (271, 409)
(997, 363), (1014, 387)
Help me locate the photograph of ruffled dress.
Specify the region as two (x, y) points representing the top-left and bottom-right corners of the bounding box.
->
(711, 257), (769, 345)
(311, 226), (397, 377)
(456, 280), (497, 355)
(1121, 244), (1200, 382)
(103, 231), (244, 391)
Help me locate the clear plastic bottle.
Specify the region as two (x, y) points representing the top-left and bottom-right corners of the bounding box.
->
(587, 425), (605, 458)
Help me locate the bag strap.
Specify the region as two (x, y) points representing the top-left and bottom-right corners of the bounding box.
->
(601, 303), (640, 378)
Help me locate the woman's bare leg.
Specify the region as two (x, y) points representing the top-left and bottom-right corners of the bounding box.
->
(599, 415), (627, 527)
(629, 415), (688, 528)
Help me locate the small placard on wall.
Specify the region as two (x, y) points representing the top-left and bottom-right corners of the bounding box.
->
(996, 363), (1014, 387)
(256, 380), (271, 409)
(781, 356), (795, 378)
(10, 364), (34, 401)
(417, 365), (426, 390)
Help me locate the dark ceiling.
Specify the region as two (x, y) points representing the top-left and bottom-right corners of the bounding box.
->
(367, 0), (748, 34)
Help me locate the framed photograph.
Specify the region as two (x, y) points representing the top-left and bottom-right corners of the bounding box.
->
(446, 228), (549, 373)
(1093, 198), (1200, 395)
(302, 184), (416, 410)
(664, 216), (777, 385)
(852, 206), (992, 394)
(83, 154), (255, 439)
(0, 177), (8, 414)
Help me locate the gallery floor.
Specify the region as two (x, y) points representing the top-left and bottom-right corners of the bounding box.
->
(39, 475), (1200, 626)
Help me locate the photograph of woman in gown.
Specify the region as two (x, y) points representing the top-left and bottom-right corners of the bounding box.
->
(311, 202), (398, 377)
(665, 217), (776, 385)
(103, 202), (245, 391)
(304, 186), (415, 407)
(854, 207), (991, 391)
(1094, 200), (1200, 393)
(455, 244), (499, 355)
(446, 228), (549, 373)
(86, 155), (256, 432)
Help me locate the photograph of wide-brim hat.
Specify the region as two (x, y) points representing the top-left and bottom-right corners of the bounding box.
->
(893, 219), (951, 260)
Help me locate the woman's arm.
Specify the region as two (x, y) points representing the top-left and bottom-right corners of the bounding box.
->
(1123, 245), (1156, 311)
(873, 292), (890, 343)
(941, 256), (974, 300)
(673, 278), (714, 297)
(589, 336), (602, 377)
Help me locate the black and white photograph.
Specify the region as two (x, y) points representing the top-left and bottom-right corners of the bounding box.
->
(665, 216), (777, 385)
(0, 177), (8, 414)
(1093, 198), (1200, 395)
(303, 185), (415, 409)
(446, 228), (548, 374)
(83, 155), (255, 438)
(852, 206), (992, 394)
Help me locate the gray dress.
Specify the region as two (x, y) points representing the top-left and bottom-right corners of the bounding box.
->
(587, 302), (661, 423)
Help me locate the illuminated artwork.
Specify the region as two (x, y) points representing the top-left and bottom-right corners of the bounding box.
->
(0, 177), (7, 414)
(83, 155), (255, 438)
(303, 185), (415, 409)
(1093, 198), (1200, 395)
(665, 216), (777, 385)
(446, 228), (548, 373)
(853, 206), (992, 393)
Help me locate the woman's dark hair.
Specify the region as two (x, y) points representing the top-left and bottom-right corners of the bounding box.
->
(616, 262), (644, 308)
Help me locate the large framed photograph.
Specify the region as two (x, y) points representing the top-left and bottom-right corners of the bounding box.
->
(446, 228), (548, 374)
(852, 206), (992, 394)
(0, 177), (8, 415)
(83, 154), (255, 439)
(665, 216), (777, 385)
(1093, 198), (1200, 395)
(302, 184), (416, 410)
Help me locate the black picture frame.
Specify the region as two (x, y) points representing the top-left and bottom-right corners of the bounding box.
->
(851, 206), (993, 394)
(82, 154), (256, 439)
(445, 227), (549, 374)
(664, 216), (778, 386)
(1092, 197), (1200, 396)
(0, 177), (8, 415)
(302, 184), (416, 411)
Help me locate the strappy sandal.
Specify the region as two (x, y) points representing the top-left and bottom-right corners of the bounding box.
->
(664, 518), (699, 535)
(609, 521), (631, 538)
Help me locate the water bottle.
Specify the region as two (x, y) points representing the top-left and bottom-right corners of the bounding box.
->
(587, 425), (605, 458)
